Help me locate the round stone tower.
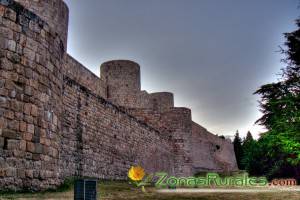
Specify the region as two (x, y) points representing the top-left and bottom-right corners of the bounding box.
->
(150, 92), (174, 112)
(0, 0), (68, 190)
(100, 60), (141, 107)
(13, 0), (69, 49)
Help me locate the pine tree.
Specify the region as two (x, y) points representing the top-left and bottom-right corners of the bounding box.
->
(255, 18), (300, 134)
(254, 17), (300, 181)
(233, 130), (243, 169)
(243, 131), (254, 145)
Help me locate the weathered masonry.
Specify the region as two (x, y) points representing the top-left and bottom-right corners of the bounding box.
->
(0, 0), (238, 191)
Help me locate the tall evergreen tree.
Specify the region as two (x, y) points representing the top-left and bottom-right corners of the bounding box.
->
(242, 131), (254, 152)
(254, 17), (300, 181)
(255, 18), (300, 135)
(244, 131), (254, 144)
(233, 130), (244, 169)
(241, 131), (255, 171)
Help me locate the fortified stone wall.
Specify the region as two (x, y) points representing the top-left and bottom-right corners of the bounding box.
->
(60, 77), (175, 181)
(63, 54), (107, 98)
(0, 0), (66, 190)
(126, 109), (238, 174)
(0, 0), (238, 192)
(191, 122), (237, 173)
(13, 0), (69, 49)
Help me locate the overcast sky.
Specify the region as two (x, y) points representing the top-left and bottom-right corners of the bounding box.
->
(63, 0), (299, 139)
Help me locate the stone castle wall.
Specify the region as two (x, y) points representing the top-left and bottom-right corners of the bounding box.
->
(63, 54), (107, 97)
(13, 0), (69, 49)
(0, 0), (65, 190)
(0, 0), (238, 191)
(190, 122), (237, 172)
(60, 77), (174, 181)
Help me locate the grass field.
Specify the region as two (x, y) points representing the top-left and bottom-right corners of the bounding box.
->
(0, 181), (300, 200)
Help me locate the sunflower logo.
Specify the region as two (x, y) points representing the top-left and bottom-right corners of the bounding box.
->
(128, 165), (149, 192)
(128, 166), (145, 181)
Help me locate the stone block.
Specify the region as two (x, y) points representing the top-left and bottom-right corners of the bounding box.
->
(0, 89), (9, 97)
(2, 129), (19, 139)
(7, 139), (18, 150)
(24, 85), (32, 96)
(10, 100), (23, 112)
(42, 145), (48, 154)
(40, 137), (45, 145)
(10, 90), (16, 98)
(36, 54), (46, 66)
(39, 170), (47, 179)
(46, 61), (54, 72)
(19, 140), (26, 151)
(7, 51), (20, 63)
(4, 79), (15, 91)
(26, 141), (35, 153)
(0, 96), (8, 108)
(7, 120), (19, 131)
(33, 170), (39, 179)
(32, 153), (40, 160)
(35, 143), (43, 154)
(24, 132), (32, 141)
(16, 44), (22, 55)
(0, 168), (5, 177)
(53, 114), (58, 126)
(44, 138), (51, 146)
(19, 121), (27, 132)
(24, 115), (33, 124)
(0, 37), (8, 49)
(0, 26), (13, 39)
(7, 40), (16, 52)
(0, 137), (4, 148)
(17, 169), (26, 178)
(0, 118), (6, 129)
(4, 110), (14, 119)
(24, 103), (31, 115)
(25, 170), (33, 178)
(27, 124), (34, 134)
(45, 170), (53, 178)
(40, 128), (46, 138)
(29, 21), (41, 33)
(31, 105), (38, 117)
(13, 149), (25, 157)
(25, 37), (38, 51)
(5, 167), (16, 177)
(25, 152), (32, 160)
(0, 5), (5, 17)
(23, 47), (35, 61)
(4, 8), (16, 22)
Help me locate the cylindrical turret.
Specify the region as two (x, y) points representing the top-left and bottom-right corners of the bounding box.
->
(150, 92), (174, 112)
(13, 0), (69, 49)
(100, 60), (141, 107)
(0, 0), (68, 190)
